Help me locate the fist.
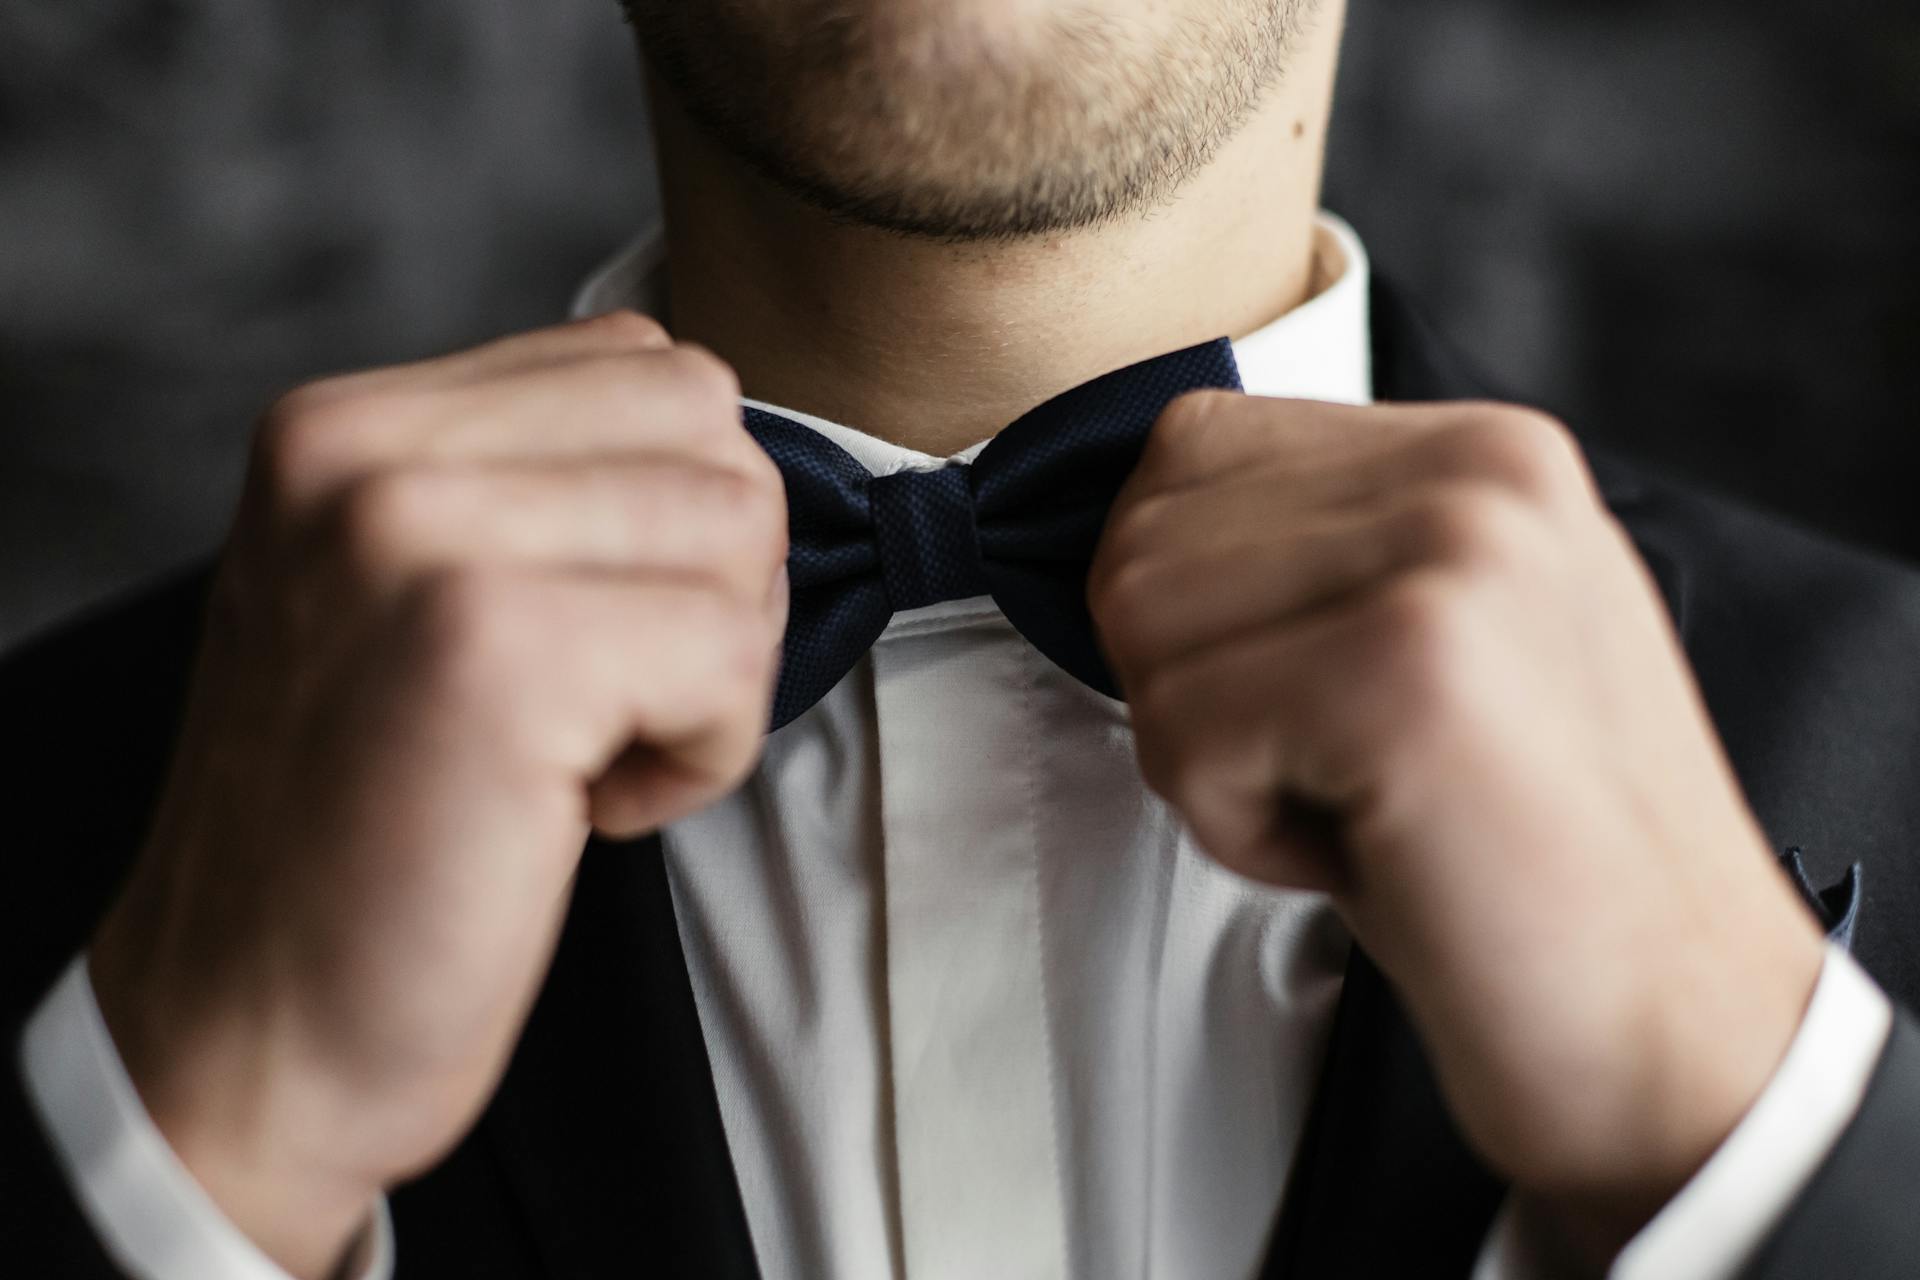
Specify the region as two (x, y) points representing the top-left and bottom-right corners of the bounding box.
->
(1089, 393), (1824, 1244)
(89, 312), (786, 1277)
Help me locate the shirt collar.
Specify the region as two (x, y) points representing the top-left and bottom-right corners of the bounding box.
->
(570, 210), (1374, 476)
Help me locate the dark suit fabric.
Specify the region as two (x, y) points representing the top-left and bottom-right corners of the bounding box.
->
(4, 280), (1919, 1277)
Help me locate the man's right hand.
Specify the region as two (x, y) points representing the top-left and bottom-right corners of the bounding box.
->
(85, 312), (787, 1279)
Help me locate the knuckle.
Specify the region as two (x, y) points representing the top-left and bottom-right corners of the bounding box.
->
(1158, 388), (1235, 439)
(738, 440), (788, 503)
(718, 453), (777, 507)
(694, 464), (787, 564)
(1368, 571), (1475, 723)
(668, 343), (743, 413)
(1130, 727), (1180, 802)
(1402, 487), (1526, 571)
(1127, 660), (1191, 747)
(708, 725), (765, 791)
(579, 308), (671, 350)
(709, 593), (779, 681)
(695, 460), (757, 511)
(335, 472), (432, 568)
(1087, 555), (1164, 654)
(1444, 405), (1587, 506)
(1135, 724), (1225, 831)
(717, 685), (774, 770)
(1163, 749), (1217, 816)
(1144, 390), (1236, 468)
(253, 381), (355, 492)
(1101, 491), (1175, 568)
(743, 476), (791, 561)
(1185, 798), (1261, 874)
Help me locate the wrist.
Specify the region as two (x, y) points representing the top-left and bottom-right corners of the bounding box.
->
(1520, 899), (1826, 1266)
(90, 918), (382, 1280)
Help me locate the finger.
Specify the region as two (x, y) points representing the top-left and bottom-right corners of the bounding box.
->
(416, 345), (751, 467)
(596, 564), (791, 831)
(447, 310), (676, 382)
(1126, 617), (1346, 891)
(330, 457), (787, 606)
(1092, 469), (1373, 595)
(588, 742), (738, 839)
(282, 311), (676, 409)
(255, 342), (753, 517)
(1132, 396), (1592, 517)
(571, 581), (777, 835)
(421, 569), (779, 825)
(1131, 393), (1453, 494)
(1126, 570), (1465, 887)
(1097, 488), (1517, 679)
(1098, 415), (1584, 610)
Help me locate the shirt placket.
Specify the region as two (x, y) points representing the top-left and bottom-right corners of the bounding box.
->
(871, 607), (1071, 1280)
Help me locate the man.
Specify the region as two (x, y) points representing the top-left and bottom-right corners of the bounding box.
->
(4, 0), (1918, 1276)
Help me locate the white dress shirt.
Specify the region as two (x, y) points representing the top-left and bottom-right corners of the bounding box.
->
(18, 211), (1894, 1280)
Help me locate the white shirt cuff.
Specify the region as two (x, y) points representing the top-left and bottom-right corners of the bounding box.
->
(16, 956), (394, 1280)
(1474, 941), (1894, 1280)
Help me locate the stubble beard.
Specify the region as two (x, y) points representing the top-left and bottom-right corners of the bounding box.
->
(625, 0), (1315, 243)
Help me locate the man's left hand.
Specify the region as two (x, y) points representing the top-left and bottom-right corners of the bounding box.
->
(1088, 392), (1826, 1256)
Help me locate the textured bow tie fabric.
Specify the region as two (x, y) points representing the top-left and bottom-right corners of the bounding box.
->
(746, 338), (1245, 730)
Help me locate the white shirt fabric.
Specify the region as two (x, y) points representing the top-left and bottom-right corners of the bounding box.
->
(17, 210), (1895, 1280)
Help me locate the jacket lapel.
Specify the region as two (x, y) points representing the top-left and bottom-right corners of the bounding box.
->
(479, 833), (761, 1278)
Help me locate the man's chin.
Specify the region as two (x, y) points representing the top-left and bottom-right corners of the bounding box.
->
(630, 0), (1308, 241)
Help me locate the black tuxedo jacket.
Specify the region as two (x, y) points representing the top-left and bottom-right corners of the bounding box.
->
(6, 281), (1920, 1278)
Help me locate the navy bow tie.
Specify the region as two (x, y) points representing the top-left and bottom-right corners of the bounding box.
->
(745, 338), (1243, 730)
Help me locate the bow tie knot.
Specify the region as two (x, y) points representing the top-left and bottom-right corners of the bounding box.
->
(749, 338), (1243, 730)
(872, 465), (989, 612)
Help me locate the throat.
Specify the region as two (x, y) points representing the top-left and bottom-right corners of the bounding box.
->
(648, 75), (1337, 456)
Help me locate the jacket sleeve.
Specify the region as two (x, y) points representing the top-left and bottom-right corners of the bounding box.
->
(1744, 1010), (1920, 1276)
(0, 571), (221, 1275)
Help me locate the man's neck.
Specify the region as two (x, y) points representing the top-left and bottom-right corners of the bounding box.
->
(644, 29), (1342, 457)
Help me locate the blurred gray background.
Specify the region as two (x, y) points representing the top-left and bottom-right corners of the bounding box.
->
(2, 0), (1916, 651)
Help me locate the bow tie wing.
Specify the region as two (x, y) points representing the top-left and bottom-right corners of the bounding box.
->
(744, 407), (894, 730)
(743, 339), (1240, 730)
(971, 338), (1243, 698)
